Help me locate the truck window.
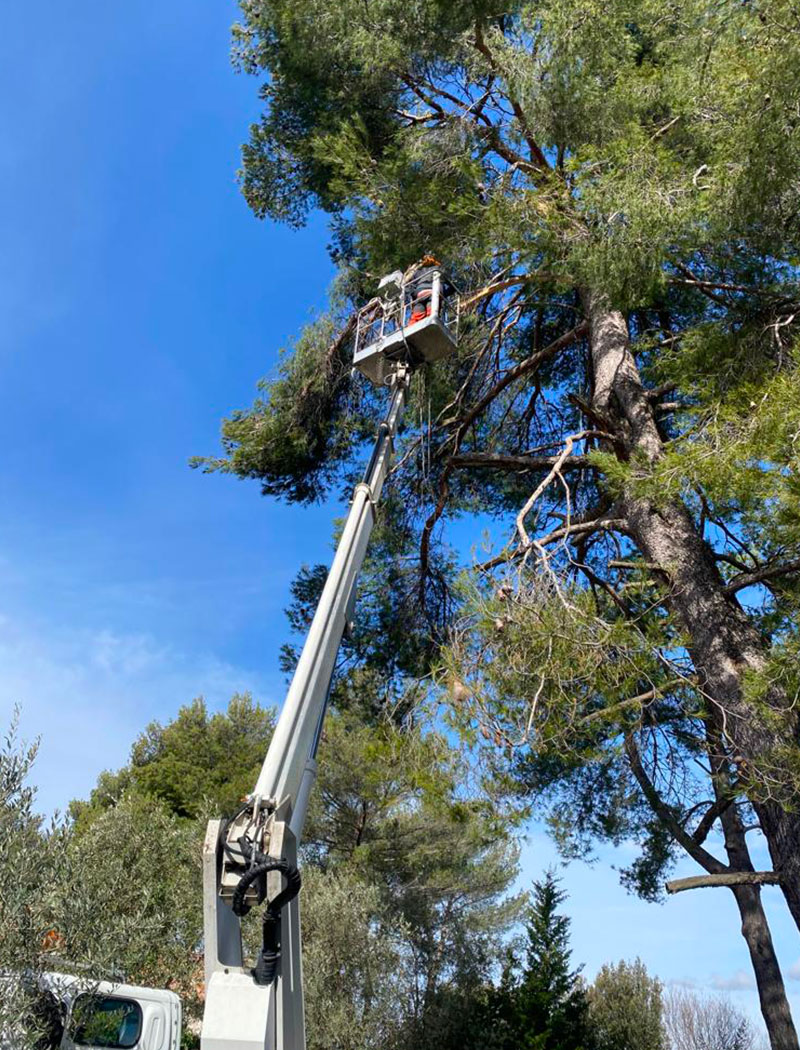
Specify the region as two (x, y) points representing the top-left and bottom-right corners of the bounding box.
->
(71, 995), (142, 1049)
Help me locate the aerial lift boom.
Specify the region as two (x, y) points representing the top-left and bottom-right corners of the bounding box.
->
(201, 265), (458, 1050)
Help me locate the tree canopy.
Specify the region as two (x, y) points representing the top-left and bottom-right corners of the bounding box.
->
(192, 3), (800, 1043)
(4, 707), (680, 1050)
(588, 959), (664, 1050)
(60, 695), (523, 1049)
(70, 694), (275, 826)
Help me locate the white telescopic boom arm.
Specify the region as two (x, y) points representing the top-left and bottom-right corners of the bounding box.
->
(201, 365), (412, 1050)
(253, 366), (409, 824)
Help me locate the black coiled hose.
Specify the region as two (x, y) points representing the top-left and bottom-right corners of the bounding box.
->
(230, 847), (302, 987)
(231, 856), (302, 918)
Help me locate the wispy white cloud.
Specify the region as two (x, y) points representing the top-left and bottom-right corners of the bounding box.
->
(0, 613), (274, 817)
(710, 970), (755, 992)
(787, 959), (800, 982)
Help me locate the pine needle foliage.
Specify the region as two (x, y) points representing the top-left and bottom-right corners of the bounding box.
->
(201, 2), (800, 1041)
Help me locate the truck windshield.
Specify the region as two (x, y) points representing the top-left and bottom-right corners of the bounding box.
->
(72, 995), (142, 1049)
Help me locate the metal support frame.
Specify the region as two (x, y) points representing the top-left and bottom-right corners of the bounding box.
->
(352, 269), (459, 385)
(201, 366), (412, 1050)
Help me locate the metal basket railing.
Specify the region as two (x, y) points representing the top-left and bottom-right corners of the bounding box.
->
(353, 270), (460, 364)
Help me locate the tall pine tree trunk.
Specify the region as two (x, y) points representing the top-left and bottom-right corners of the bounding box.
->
(733, 880), (797, 1050)
(709, 738), (800, 1050)
(723, 817), (798, 1050)
(582, 289), (800, 932)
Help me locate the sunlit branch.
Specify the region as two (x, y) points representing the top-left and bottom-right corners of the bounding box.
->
(479, 515), (627, 572)
(473, 23), (551, 173)
(666, 871), (780, 894)
(460, 272), (564, 310)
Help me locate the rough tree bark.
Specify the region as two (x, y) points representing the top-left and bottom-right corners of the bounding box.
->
(722, 811), (798, 1049)
(733, 878), (796, 1050)
(628, 731), (797, 1047)
(710, 736), (799, 1050)
(581, 288), (800, 933)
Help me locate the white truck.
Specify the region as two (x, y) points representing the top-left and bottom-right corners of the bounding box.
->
(7, 973), (181, 1050)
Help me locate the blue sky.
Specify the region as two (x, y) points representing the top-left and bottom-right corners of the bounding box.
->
(1, 0), (798, 1035)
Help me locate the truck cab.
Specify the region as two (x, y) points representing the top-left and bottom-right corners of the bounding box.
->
(34, 973), (182, 1050)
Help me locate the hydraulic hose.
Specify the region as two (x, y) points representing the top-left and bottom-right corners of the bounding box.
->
(229, 846), (302, 988)
(253, 913), (281, 987)
(231, 856), (301, 918)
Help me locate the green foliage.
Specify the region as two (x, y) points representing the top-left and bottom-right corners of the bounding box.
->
(594, 349), (800, 544)
(298, 868), (406, 1050)
(220, 0), (800, 577)
(60, 696), (522, 1049)
(303, 710), (524, 1046)
(0, 715), (204, 1040)
(294, 707), (527, 1050)
(70, 694), (275, 825)
(281, 511), (459, 717)
(0, 715), (59, 1048)
(445, 575), (681, 757)
(442, 576), (707, 900)
(3, 708), (672, 1050)
(55, 795), (203, 1014)
(232, 0), (508, 225)
(588, 959), (664, 1050)
(464, 873), (595, 1050)
(191, 314), (366, 503)
(512, 872), (594, 1050)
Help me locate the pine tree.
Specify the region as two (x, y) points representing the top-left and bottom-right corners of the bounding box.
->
(508, 873), (594, 1050)
(199, 3), (800, 1044)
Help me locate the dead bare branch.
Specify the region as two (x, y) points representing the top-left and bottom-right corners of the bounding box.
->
(666, 871), (780, 894)
(451, 452), (595, 472)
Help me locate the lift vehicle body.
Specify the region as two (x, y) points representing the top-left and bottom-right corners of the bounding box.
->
(200, 266), (459, 1050)
(1, 972), (181, 1050)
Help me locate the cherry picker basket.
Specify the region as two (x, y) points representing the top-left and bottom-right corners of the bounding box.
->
(353, 266), (460, 384)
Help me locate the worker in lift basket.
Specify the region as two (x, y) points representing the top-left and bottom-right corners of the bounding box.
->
(405, 254), (441, 324)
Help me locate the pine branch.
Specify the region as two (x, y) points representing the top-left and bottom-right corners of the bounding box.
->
(665, 872), (780, 894)
(419, 316), (587, 601)
(671, 264), (734, 306)
(724, 558), (800, 595)
(460, 272), (562, 310)
(692, 796), (734, 846)
(297, 311), (358, 407)
(398, 71), (541, 174)
(668, 271), (794, 300)
(567, 393), (618, 434)
(624, 734), (727, 876)
(645, 383), (678, 401)
(577, 681), (690, 727)
(608, 560), (661, 571)
(450, 452), (595, 472)
(454, 322), (588, 436)
(478, 514), (627, 572)
(472, 24), (551, 173)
